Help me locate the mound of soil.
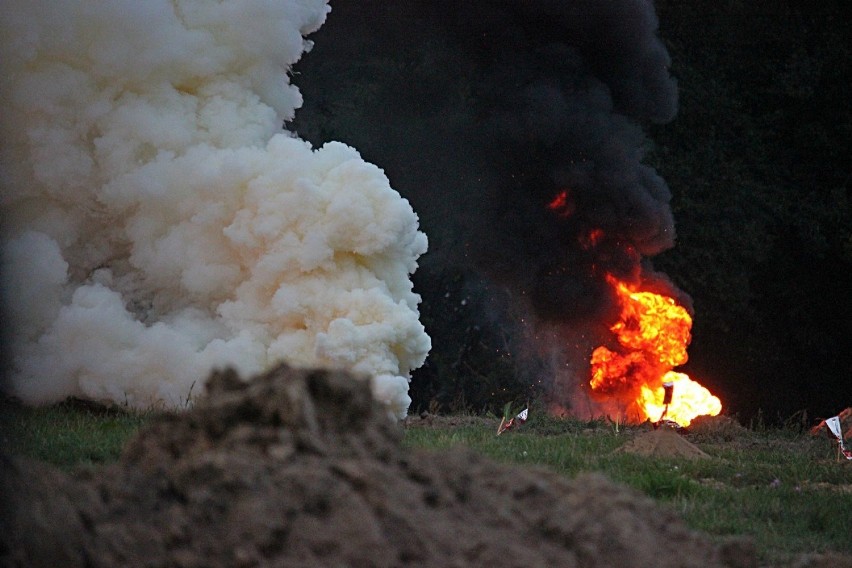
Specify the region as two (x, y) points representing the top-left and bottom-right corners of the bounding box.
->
(687, 415), (753, 444)
(614, 427), (711, 460)
(2, 364), (754, 567)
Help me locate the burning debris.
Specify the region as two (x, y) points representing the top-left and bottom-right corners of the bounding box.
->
(658, 381), (675, 423)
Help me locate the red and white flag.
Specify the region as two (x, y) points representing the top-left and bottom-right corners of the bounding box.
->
(826, 416), (843, 442)
(825, 415), (852, 460)
(497, 408), (529, 436)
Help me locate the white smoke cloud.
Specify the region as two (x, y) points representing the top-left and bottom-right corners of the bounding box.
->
(0, 0), (431, 418)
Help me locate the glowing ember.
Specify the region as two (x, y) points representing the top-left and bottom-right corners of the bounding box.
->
(579, 228), (605, 249)
(547, 189), (576, 217)
(589, 275), (721, 426)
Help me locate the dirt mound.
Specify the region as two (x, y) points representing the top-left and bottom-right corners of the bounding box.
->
(686, 414), (753, 443)
(614, 426), (711, 459)
(3, 364), (752, 567)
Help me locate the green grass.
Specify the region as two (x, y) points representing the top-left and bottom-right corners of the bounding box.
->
(2, 398), (850, 565)
(403, 415), (852, 566)
(0, 396), (153, 470)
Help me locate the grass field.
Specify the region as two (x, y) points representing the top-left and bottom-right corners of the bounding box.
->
(0, 396), (152, 469)
(2, 397), (850, 565)
(404, 414), (852, 566)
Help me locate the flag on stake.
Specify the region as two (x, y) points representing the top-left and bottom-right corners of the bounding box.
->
(497, 407), (529, 436)
(825, 415), (852, 461)
(826, 416), (843, 440)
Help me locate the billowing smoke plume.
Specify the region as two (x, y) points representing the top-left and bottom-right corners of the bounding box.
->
(292, 0), (680, 410)
(0, 0), (430, 418)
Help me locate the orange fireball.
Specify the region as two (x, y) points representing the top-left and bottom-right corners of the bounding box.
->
(640, 372), (722, 427)
(589, 274), (721, 426)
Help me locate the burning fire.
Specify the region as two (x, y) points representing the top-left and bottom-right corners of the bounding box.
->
(589, 275), (721, 426)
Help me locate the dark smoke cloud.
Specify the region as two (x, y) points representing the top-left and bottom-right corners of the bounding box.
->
(292, 0), (679, 394)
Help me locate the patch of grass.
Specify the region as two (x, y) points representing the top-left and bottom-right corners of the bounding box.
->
(0, 396), (153, 470)
(403, 417), (852, 565)
(3, 400), (850, 564)
(679, 485), (851, 565)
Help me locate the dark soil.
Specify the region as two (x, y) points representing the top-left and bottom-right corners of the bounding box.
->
(614, 427), (711, 459)
(2, 364), (764, 567)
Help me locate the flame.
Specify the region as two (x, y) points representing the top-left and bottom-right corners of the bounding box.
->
(639, 372), (722, 427)
(589, 274), (721, 426)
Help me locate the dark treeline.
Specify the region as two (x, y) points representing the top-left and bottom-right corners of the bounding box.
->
(648, 0), (851, 422)
(291, 0), (851, 423)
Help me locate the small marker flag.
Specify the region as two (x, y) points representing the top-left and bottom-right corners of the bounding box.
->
(825, 415), (852, 460)
(497, 407), (529, 436)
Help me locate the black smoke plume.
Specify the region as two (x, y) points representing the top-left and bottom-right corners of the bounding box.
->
(293, 0), (680, 411)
